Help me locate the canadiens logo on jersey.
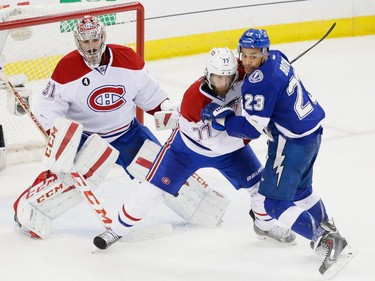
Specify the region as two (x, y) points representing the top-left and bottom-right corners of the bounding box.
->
(162, 177), (171, 185)
(87, 85), (127, 112)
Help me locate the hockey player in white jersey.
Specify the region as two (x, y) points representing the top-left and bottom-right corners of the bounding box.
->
(12, 16), (228, 239)
(93, 47), (296, 250)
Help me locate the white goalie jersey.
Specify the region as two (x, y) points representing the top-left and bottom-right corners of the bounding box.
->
(36, 44), (168, 141)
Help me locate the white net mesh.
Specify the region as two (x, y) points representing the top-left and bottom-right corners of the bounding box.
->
(0, 1), (143, 165)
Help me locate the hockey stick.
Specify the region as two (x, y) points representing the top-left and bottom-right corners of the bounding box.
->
(290, 22), (336, 64)
(0, 72), (47, 138)
(0, 73), (112, 230)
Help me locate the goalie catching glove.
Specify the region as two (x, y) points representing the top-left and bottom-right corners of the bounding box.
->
(154, 99), (180, 130)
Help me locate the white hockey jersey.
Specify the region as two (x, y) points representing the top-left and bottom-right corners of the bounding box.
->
(36, 44), (168, 142)
(179, 77), (249, 157)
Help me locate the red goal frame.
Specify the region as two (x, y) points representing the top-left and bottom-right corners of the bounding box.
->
(0, 1), (145, 123)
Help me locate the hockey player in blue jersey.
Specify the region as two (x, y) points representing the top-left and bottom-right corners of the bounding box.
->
(201, 28), (356, 278)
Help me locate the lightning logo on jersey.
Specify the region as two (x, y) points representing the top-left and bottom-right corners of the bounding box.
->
(273, 135), (287, 187)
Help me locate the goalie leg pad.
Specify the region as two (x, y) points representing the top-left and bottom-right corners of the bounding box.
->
(75, 134), (119, 187)
(15, 198), (52, 239)
(127, 139), (160, 182)
(163, 175), (230, 228)
(189, 188), (230, 227)
(34, 135), (117, 214)
(14, 170), (79, 210)
(27, 178), (81, 220)
(34, 135), (118, 218)
(13, 170), (75, 238)
(43, 117), (83, 174)
(14, 135), (119, 238)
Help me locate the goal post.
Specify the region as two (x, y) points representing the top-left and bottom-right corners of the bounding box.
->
(0, 1), (144, 165)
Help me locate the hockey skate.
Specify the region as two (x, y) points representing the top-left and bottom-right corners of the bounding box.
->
(93, 229), (122, 250)
(313, 220), (358, 278)
(249, 209), (296, 244)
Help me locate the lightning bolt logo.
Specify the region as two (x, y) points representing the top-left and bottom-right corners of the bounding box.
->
(273, 136), (287, 187)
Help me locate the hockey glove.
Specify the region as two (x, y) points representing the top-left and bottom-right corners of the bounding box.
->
(154, 99), (180, 130)
(201, 103), (234, 131)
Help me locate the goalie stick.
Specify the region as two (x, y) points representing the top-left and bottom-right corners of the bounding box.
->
(0, 73), (112, 230)
(0, 72), (45, 137)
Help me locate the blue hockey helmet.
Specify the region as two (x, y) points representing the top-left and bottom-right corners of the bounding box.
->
(238, 28), (270, 55)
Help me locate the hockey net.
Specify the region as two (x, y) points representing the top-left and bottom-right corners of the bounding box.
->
(0, 1), (144, 165)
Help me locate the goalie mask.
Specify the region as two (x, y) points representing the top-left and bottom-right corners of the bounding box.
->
(74, 16), (106, 68)
(204, 47), (238, 97)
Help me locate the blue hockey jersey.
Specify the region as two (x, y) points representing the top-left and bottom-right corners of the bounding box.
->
(226, 50), (325, 141)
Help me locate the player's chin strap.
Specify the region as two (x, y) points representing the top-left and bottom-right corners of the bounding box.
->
(127, 139), (230, 228)
(14, 118), (119, 238)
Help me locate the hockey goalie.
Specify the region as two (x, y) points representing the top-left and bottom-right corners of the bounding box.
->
(13, 118), (231, 239)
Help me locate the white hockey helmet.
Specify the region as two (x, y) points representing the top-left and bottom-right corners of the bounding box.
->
(204, 47), (238, 90)
(74, 16), (106, 68)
